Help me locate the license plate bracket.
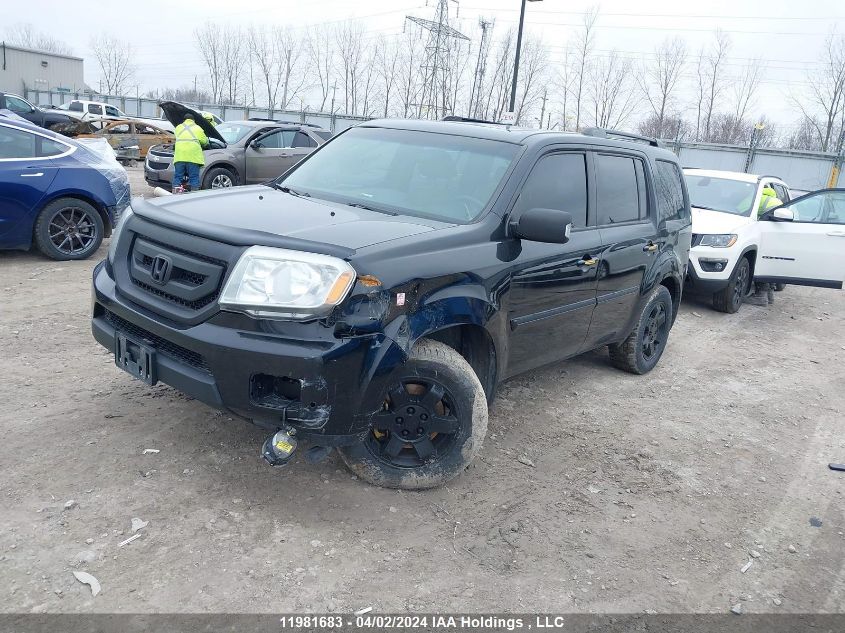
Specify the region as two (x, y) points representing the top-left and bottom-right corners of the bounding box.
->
(115, 332), (157, 385)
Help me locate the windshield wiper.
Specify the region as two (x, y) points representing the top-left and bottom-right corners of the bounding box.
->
(693, 205), (729, 213)
(267, 182), (309, 197)
(346, 202), (397, 216)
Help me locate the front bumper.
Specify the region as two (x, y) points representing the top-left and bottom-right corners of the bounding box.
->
(684, 245), (737, 294)
(91, 261), (402, 445)
(144, 166), (172, 190)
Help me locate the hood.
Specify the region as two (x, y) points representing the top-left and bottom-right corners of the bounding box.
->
(134, 186), (448, 253)
(691, 207), (752, 234)
(158, 101), (224, 143)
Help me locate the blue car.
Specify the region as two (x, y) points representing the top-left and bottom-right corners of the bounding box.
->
(0, 115), (130, 260)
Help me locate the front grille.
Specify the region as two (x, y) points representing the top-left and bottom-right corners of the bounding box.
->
(104, 309), (210, 373)
(129, 237), (226, 313)
(131, 279), (220, 310)
(148, 160), (169, 170)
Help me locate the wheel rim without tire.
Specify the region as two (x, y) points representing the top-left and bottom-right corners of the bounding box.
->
(366, 379), (461, 468)
(641, 303), (668, 361)
(211, 174), (233, 188)
(47, 207), (97, 255)
(733, 262), (749, 308)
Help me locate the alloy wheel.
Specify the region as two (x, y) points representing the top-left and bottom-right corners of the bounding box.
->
(210, 174), (233, 188)
(641, 303), (668, 361)
(365, 380), (461, 468)
(47, 207), (98, 256)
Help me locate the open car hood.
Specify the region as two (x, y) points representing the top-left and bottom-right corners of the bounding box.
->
(158, 101), (225, 143)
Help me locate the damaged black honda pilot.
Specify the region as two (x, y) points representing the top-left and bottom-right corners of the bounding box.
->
(92, 118), (692, 489)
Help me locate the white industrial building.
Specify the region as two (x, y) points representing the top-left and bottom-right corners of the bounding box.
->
(0, 42), (85, 95)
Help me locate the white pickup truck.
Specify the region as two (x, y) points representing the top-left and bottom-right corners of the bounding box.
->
(56, 100), (175, 131)
(684, 168), (845, 312)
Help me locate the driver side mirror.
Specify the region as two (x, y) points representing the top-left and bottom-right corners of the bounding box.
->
(510, 208), (573, 244)
(766, 207), (794, 222)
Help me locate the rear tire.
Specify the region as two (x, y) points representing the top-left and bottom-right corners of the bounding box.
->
(201, 166), (237, 190)
(712, 257), (750, 314)
(609, 285), (673, 375)
(339, 339), (488, 490)
(33, 198), (104, 261)
(774, 283), (786, 292)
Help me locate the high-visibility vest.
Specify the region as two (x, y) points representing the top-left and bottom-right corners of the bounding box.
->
(173, 118), (208, 165)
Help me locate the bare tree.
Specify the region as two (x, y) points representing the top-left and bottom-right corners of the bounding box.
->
(335, 21), (366, 115)
(589, 51), (640, 129)
(306, 25), (335, 112)
(397, 27), (424, 117)
(276, 27), (307, 110)
(6, 23), (72, 54)
(695, 29), (731, 141)
(570, 7), (599, 130)
(793, 33), (845, 151)
(512, 36), (548, 125)
(732, 61), (763, 122)
(637, 38), (686, 138)
(248, 25), (282, 111)
(221, 26), (246, 105)
(195, 22), (224, 103)
(375, 36), (402, 117)
(480, 29), (516, 122)
(90, 34), (135, 95)
(639, 114), (688, 141)
(147, 86), (213, 104)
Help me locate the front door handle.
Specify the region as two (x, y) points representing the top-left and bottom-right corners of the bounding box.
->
(21, 172), (44, 177)
(827, 230), (845, 237)
(578, 256), (598, 266)
(643, 241), (658, 252)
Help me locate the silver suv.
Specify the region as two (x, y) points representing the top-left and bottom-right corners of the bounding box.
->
(144, 104), (331, 191)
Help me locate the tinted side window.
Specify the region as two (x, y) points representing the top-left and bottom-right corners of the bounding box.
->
(105, 105), (120, 117)
(0, 126), (36, 158)
(293, 131), (316, 148)
(6, 96), (33, 114)
(87, 104), (103, 115)
(68, 101), (83, 112)
(513, 153), (588, 227)
(655, 160), (688, 222)
(634, 160), (648, 219)
(790, 191), (845, 225)
(38, 137), (69, 157)
(595, 154), (640, 225)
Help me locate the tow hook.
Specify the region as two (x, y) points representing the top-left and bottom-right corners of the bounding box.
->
(261, 428), (297, 467)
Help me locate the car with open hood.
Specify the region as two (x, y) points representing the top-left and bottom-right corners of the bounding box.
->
(144, 102), (330, 191)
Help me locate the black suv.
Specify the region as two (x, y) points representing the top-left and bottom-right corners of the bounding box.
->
(92, 119), (692, 489)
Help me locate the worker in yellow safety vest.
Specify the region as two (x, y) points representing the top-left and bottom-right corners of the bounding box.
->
(748, 186), (784, 306)
(172, 114), (209, 192)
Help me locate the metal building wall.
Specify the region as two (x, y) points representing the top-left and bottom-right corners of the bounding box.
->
(0, 44), (85, 95)
(674, 142), (841, 191)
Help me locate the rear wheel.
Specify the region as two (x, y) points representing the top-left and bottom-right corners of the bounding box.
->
(609, 285), (673, 375)
(33, 198), (104, 261)
(774, 283), (786, 291)
(339, 340), (487, 489)
(202, 166), (237, 190)
(712, 257), (750, 314)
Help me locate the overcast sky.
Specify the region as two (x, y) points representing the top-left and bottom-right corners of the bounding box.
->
(8, 0), (845, 130)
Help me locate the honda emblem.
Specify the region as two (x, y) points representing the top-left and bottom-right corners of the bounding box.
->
(150, 255), (172, 285)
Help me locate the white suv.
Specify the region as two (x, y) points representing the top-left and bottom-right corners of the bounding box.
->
(684, 169), (845, 311)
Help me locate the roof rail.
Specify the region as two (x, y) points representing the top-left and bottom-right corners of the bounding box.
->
(441, 115), (504, 126)
(246, 117), (324, 128)
(582, 127), (661, 147)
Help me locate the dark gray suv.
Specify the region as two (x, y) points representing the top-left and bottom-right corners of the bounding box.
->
(144, 106), (331, 191)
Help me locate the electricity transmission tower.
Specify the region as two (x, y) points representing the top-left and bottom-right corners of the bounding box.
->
(406, 0), (469, 119)
(468, 17), (494, 118)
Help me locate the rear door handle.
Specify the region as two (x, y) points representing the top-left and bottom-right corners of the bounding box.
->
(643, 241), (658, 252)
(827, 230), (845, 237)
(21, 172), (43, 177)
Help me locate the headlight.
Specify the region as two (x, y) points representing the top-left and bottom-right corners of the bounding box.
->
(219, 246), (356, 320)
(107, 205), (133, 263)
(699, 234), (737, 248)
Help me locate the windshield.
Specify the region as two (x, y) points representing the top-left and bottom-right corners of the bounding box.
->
(277, 126), (519, 223)
(216, 122), (254, 144)
(685, 175), (757, 216)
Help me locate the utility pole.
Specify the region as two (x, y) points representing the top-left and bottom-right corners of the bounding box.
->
(538, 89), (547, 129)
(468, 17), (493, 118)
(508, 0), (542, 115)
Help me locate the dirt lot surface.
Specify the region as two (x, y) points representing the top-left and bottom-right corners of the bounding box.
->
(1, 166), (844, 614)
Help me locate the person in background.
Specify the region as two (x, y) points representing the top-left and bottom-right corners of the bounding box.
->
(172, 113), (208, 192)
(747, 186), (784, 306)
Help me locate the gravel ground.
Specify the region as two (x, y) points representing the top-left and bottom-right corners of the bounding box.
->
(1, 166), (844, 614)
